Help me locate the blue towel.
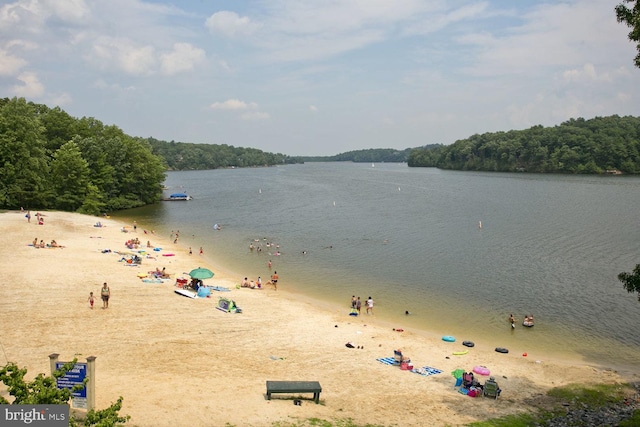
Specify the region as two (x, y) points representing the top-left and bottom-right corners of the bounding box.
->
(376, 357), (398, 365)
(411, 366), (443, 376)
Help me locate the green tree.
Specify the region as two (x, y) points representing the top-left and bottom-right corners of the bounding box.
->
(0, 97), (51, 208)
(618, 264), (640, 301)
(616, 1), (640, 68)
(0, 361), (130, 426)
(50, 141), (90, 211)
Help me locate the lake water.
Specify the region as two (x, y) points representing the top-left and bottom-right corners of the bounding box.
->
(113, 163), (640, 373)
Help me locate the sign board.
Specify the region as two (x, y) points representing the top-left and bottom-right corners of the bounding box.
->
(55, 361), (87, 405)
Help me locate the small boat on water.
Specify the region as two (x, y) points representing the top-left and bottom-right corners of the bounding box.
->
(162, 193), (192, 201)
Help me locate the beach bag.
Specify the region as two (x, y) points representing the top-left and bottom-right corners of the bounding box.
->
(400, 362), (413, 370)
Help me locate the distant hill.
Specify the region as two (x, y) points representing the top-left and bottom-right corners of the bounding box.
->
(301, 147), (427, 163)
(408, 115), (640, 174)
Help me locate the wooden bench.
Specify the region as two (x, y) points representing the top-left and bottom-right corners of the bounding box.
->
(265, 380), (322, 404)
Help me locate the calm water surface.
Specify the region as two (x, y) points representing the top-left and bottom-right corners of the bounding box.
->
(113, 163), (640, 372)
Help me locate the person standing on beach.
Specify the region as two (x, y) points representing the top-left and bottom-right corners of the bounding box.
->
(268, 260), (272, 269)
(351, 295), (357, 309)
(88, 292), (94, 309)
(26, 211), (31, 223)
(189, 247), (192, 255)
(101, 282), (110, 309)
(270, 271), (279, 291)
(356, 297), (362, 315)
(366, 296), (374, 314)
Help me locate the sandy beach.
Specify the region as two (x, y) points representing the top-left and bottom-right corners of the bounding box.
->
(0, 210), (634, 427)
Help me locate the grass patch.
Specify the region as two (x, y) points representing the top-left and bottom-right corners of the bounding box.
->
(466, 382), (637, 427)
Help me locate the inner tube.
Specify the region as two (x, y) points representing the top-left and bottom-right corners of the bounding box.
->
(462, 340), (475, 348)
(473, 365), (490, 376)
(442, 335), (456, 342)
(452, 350), (468, 356)
(495, 347), (509, 354)
(523, 322), (534, 327)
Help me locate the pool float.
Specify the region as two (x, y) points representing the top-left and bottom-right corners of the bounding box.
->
(462, 340), (475, 348)
(162, 253), (175, 257)
(442, 335), (456, 342)
(473, 366), (490, 376)
(495, 347), (509, 354)
(452, 350), (468, 356)
(136, 272), (147, 278)
(153, 247), (162, 251)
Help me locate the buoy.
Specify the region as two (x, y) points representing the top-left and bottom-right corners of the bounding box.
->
(522, 352), (528, 357)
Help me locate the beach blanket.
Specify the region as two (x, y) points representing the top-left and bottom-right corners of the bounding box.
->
(411, 366), (443, 376)
(376, 357), (399, 366)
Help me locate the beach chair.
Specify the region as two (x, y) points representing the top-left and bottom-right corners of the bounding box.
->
(393, 349), (410, 365)
(483, 377), (501, 399)
(462, 372), (474, 388)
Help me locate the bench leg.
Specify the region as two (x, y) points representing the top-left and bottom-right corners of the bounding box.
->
(314, 392), (320, 404)
(266, 392), (271, 400)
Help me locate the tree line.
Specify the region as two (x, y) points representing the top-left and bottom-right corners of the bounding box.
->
(0, 97), (300, 214)
(146, 137), (301, 170)
(407, 115), (640, 174)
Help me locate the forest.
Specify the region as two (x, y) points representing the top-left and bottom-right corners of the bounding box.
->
(0, 97), (295, 214)
(408, 115), (640, 174)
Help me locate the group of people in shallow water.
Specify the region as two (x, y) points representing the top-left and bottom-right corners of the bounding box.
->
(509, 313), (534, 328)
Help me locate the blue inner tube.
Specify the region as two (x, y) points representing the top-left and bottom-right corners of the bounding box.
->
(462, 340), (475, 348)
(442, 335), (456, 342)
(495, 347), (509, 354)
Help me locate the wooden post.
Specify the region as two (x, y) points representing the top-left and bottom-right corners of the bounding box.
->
(86, 356), (96, 411)
(48, 353), (59, 376)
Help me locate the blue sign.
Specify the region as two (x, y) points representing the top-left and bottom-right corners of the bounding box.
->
(55, 362), (87, 398)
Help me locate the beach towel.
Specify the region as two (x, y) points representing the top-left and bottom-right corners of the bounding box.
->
(376, 357), (398, 366)
(411, 366), (443, 376)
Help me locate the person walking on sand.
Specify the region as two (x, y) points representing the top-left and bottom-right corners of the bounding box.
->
(366, 296), (374, 314)
(88, 292), (95, 309)
(270, 271), (279, 290)
(26, 210), (31, 223)
(101, 282), (110, 309)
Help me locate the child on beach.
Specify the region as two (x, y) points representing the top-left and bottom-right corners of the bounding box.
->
(88, 292), (95, 309)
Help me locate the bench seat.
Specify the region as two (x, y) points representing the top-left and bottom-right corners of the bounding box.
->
(265, 380), (322, 404)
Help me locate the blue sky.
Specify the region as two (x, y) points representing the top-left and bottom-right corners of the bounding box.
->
(1, 0), (638, 156)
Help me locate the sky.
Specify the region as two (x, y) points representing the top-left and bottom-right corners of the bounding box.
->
(1, 0), (639, 156)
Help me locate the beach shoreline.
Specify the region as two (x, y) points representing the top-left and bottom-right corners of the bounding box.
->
(0, 210), (635, 427)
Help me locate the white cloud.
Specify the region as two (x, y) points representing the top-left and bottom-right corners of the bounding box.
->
(160, 43), (205, 76)
(205, 11), (259, 37)
(0, 48), (27, 76)
(10, 71), (44, 97)
(209, 99), (256, 111)
(90, 37), (157, 75)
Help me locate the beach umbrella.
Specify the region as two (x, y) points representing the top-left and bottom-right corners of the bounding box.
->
(189, 267), (214, 280)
